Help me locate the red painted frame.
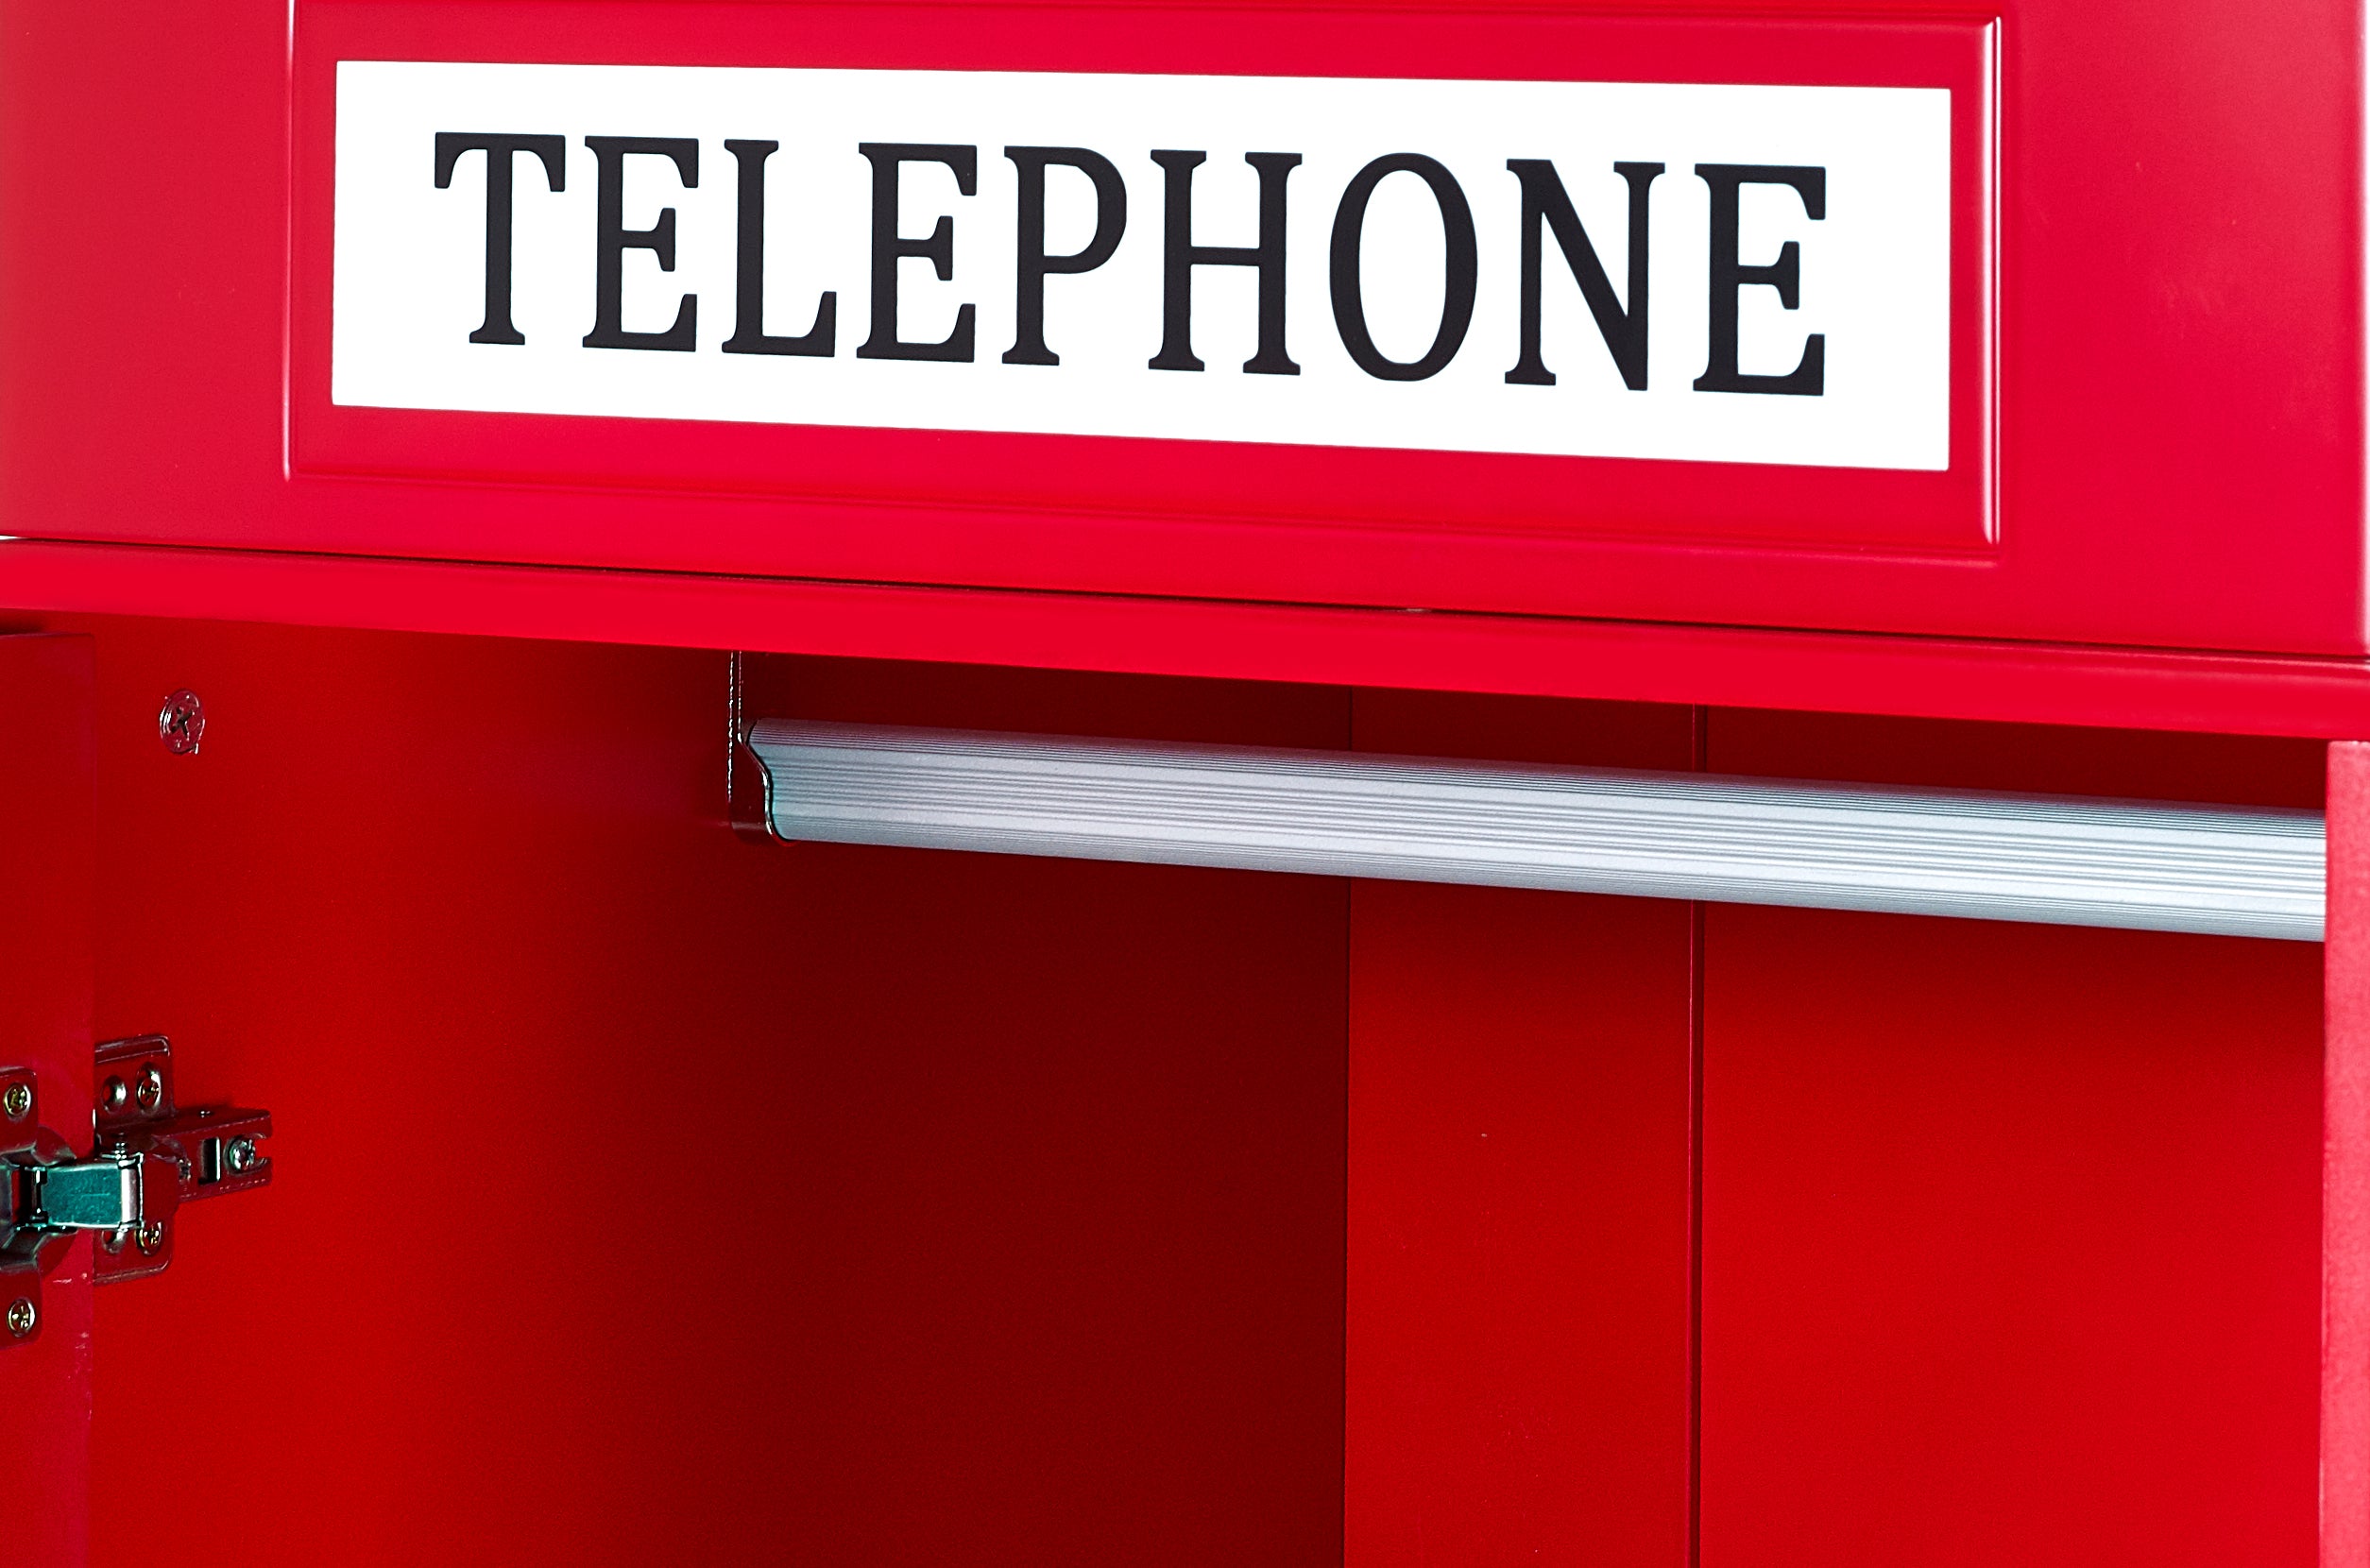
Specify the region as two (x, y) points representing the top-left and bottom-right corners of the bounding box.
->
(2328, 742), (2370, 1568)
(5, 0), (2362, 655)
(0, 637), (96, 1568)
(291, 4), (1996, 560)
(9, 537), (2370, 740)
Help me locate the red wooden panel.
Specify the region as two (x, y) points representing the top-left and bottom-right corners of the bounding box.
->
(1347, 691), (1697, 1568)
(77, 621), (1350, 1566)
(0, 0), (2362, 654)
(1349, 880), (1696, 1568)
(1705, 707), (2328, 808)
(12, 541), (2370, 741)
(1699, 712), (2327, 1568)
(0, 636), (96, 1568)
(2328, 742), (2370, 1568)
(1699, 904), (2322, 1567)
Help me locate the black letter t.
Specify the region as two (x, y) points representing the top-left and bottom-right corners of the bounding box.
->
(434, 132), (567, 346)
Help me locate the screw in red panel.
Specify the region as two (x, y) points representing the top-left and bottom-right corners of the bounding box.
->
(157, 690), (205, 755)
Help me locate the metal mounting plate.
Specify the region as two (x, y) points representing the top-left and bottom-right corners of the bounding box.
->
(90, 1036), (272, 1284)
(0, 1035), (274, 1339)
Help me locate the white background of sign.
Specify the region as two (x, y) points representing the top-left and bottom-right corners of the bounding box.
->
(333, 62), (1951, 470)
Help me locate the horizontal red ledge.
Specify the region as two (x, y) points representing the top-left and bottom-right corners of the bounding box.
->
(2, 537), (2366, 740)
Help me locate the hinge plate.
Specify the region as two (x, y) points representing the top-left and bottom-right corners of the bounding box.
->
(91, 1035), (272, 1284)
(0, 1035), (273, 1344)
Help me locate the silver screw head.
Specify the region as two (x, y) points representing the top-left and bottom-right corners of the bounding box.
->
(6, 1298), (34, 1338)
(135, 1221), (164, 1256)
(158, 690), (205, 755)
(100, 1076), (126, 1113)
(98, 1229), (125, 1255)
(225, 1135), (259, 1174)
(133, 1066), (162, 1114)
(1, 1082), (29, 1121)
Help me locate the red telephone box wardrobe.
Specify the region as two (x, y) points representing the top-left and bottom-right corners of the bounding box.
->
(0, 0), (2364, 1561)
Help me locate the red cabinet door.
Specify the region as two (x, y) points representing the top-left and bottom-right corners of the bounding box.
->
(0, 637), (97, 1567)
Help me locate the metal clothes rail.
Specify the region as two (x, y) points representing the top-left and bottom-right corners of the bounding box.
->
(745, 721), (2327, 941)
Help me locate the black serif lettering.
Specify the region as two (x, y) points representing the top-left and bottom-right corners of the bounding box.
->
(721, 140), (836, 357)
(582, 135), (700, 352)
(1003, 147), (1127, 366)
(856, 143), (978, 362)
(1148, 150), (1301, 375)
(1504, 160), (1661, 390)
(1693, 163), (1825, 396)
(1329, 153), (1477, 383)
(433, 132), (567, 346)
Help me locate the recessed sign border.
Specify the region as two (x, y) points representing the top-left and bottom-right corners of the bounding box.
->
(290, 1), (1998, 570)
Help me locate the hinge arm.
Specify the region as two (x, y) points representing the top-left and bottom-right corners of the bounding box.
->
(0, 1035), (274, 1346)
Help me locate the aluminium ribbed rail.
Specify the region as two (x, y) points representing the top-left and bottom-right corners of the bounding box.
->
(745, 721), (2327, 942)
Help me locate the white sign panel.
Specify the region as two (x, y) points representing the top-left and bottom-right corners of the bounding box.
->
(332, 61), (1952, 470)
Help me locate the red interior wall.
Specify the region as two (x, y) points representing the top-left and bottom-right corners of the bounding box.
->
(1698, 714), (2326, 1568)
(1700, 904), (2322, 1567)
(44, 615), (2330, 1565)
(69, 622), (1349, 1567)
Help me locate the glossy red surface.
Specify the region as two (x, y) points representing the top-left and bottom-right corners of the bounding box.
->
(0, 616), (2315, 1564)
(0, 637), (95, 1567)
(1349, 879), (1695, 1568)
(2, 4), (2358, 1550)
(1700, 717), (2326, 1568)
(10, 539), (2370, 739)
(2330, 743), (2370, 1567)
(1698, 905), (2322, 1567)
(0, 0), (2361, 655)
(75, 625), (1349, 1567)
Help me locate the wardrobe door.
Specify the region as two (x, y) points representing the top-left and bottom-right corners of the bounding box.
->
(0, 637), (95, 1568)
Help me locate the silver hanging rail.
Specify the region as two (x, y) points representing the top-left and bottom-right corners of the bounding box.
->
(744, 721), (2327, 942)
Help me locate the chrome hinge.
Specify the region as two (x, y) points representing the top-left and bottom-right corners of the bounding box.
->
(0, 1035), (273, 1347)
